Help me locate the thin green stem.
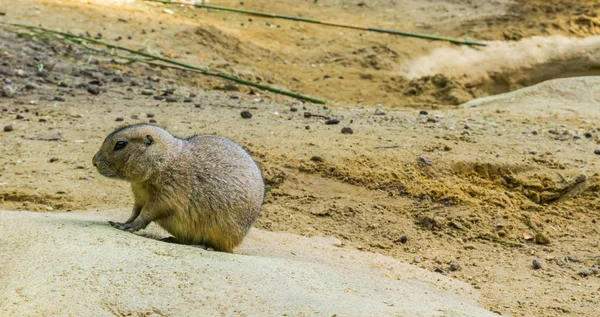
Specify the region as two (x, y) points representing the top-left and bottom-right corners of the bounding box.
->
(142, 0), (487, 46)
(3, 22), (327, 104)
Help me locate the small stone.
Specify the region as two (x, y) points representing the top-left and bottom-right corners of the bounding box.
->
(325, 119), (340, 125)
(195, 103), (203, 108)
(240, 110), (253, 119)
(418, 156), (433, 166)
(427, 117), (438, 123)
(54, 96), (65, 102)
(153, 95), (164, 101)
(290, 105), (298, 112)
(304, 112), (312, 118)
(450, 263), (460, 271)
(464, 125), (470, 129)
(24, 82), (37, 90)
(141, 89), (153, 96)
(305, 125), (310, 130)
(578, 268), (598, 277)
(584, 132), (592, 138)
(532, 259), (542, 270)
(413, 255), (421, 263)
(16, 113), (25, 120)
(310, 155), (324, 162)
(533, 232), (550, 245)
(115, 117), (124, 122)
(131, 115), (139, 120)
(149, 119), (157, 123)
(419, 110), (428, 115)
(165, 95), (179, 102)
(434, 268), (444, 273)
(2, 85), (15, 97)
(397, 235), (408, 244)
(39, 118), (47, 123)
(230, 95), (239, 100)
(532, 130), (538, 135)
(341, 127), (353, 134)
(374, 108), (385, 115)
(183, 97), (193, 103)
(49, 157), (59, 163)
(3, 124), (14, 132)
(87, 84), (100, 95)
(529, 149), (538, 155)
(594, 149), (600, 155)
(146, 113), (155, 118)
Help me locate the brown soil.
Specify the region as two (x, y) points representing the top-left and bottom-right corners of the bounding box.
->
(1, 1), (600, 316)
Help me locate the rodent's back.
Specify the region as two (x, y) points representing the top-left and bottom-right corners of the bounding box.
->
(155, 135), (264, 251)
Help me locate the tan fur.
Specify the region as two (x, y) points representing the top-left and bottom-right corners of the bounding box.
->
(92, 124), (264, 252)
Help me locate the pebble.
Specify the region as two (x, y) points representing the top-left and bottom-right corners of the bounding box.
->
(398, 235), (408, 244)
(304, 112), (312, 118)
(450, 263), (460, 271)
(54, 96), (65, 102)
(131, 115), (139, 120)
(325, 119), (340, 125)
(418, 156), (433, 166)
(146, 113), (155, 118)
(194, 103), (203, 108)
(427, 117), (438, 123)
(49, 157), (59, 163)
(16, 113), (25, 120)
(464, 124), (470, 130)
(25, 82), (37, 90)
(141, 89), (153, 96)
(529, 149), (538, 155)
(87, 85), (100, 95)
(240, 110), (253, 119)
(310, 155), (324, 162)
(115, 117), (124, 122)
(165, 95), (179, 102)
(374, 108), (385, 115)
(341, 127), (353, 134)
(533, 232), (550, 245)
(290, 105), (298, 112)
(153, 95), (164, 101)
(434, 268), (444, 273)
(149, 119), (157, 123)
(414, 255), (421, 263)
(532, 259), (542, 270)
(183, 97), (193, 103)
(594, 149), (600, 155)
(419, 110), (428, 115)
(584, 132), (592, 138)
(3, 124), (14, 132)
(1, 85), (15, 97)
(305, 125), (310, 130)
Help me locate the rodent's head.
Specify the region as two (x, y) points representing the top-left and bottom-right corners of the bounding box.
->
(92, 124), (180, 182)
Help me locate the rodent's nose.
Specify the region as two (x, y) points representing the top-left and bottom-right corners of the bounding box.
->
(92, 154), (98, 167)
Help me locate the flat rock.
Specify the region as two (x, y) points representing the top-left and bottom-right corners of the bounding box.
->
(0, 210), (497, 316)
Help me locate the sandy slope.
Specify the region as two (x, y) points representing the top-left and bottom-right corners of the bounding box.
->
(0, 210), (497, 316)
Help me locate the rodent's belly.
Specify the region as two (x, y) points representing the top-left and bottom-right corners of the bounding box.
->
(155, 215), (201, 244)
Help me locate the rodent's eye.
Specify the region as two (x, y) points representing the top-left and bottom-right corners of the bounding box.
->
(114, 140), (128, 151)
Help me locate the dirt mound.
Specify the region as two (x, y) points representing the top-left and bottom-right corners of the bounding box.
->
(400, 35), (600, 97)
(0, 210), (497, 317)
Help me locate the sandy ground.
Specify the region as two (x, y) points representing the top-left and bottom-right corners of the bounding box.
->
(1, 0), (600, 316)
(0, 209), (498, 316)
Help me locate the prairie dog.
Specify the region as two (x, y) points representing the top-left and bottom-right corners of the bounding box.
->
(92, 124), (264, 252)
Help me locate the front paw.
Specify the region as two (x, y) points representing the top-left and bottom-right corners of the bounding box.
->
(108, 220), (144, 232)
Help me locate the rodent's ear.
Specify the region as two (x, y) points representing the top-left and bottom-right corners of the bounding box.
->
(144, 135), (154, 146)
